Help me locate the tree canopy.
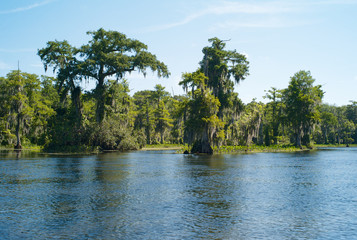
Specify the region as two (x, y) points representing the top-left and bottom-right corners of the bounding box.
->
(38, 28), (170, 123)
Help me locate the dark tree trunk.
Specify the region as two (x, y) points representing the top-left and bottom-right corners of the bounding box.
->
(72, 86), (82, 125)
(14, 114), (22, 149)
(296, 128), (302, 148)
(272, 124), (279, 145)
(160, 130), (164, 144)
(145, 103), (151, 144)
(96, 77), (105, 123)
(190, 128), (213, 154)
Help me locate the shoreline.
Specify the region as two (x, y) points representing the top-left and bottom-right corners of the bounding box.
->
(1, 144), (355, 155)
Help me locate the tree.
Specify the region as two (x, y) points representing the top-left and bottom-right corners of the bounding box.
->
(180, 71), (224, 153)
(345, 101), (357, 143)
(341, 119), (355, 146)
(153, 100), (173, 144)
(133, 90), (155, 144)
(38, 28), (170, 123)
(167, 95), (189, 144)
(264, 87), (284, 145)
(234, 100), (264, 146)
(320, 111), (338, 144)
(283, 70), (323, 147)
(38, 40), (82, 124)
(0, 71), (55, 149)
(200, 37), (249, 118)
(4, 71), (34, 149)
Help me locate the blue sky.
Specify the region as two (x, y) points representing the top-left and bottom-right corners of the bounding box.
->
(0, 0), (356, 105)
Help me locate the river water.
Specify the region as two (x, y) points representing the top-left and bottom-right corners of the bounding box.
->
(0, 148), (357, 239)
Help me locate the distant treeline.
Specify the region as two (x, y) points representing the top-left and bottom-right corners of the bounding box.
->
(0, 29), (356, 153)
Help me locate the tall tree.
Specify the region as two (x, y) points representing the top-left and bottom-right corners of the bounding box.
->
(153, 100), (173, 144)
(180, 70), (224, 153)
(0, 71), (55, 149)
(78, 28), (170, 122)
(264, 87), (284, 145)
(38, 40), (82, 123)
(200, 37), (249, 118)
(38, 28), (170, 123)
(283, 70), (323, 147)
(320, 111), (338, 144)
(133, 90), (155, 144)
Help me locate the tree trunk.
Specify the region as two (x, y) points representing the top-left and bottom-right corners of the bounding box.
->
(190, 126), (213, 154)
(72, 86), (82, 125)
(14, 114), (22, 149)
(273, 124), (279, 145)
(145, 103), (151, 144)
(296, 128), (302, 148)
(324, 129), (328, 144)
(96, 77), (105, 123)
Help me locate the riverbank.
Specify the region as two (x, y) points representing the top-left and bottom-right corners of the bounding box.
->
(315, 144), (357, 148)
(174, 144), (313, 154)
(2, 143), (353, 155)
(213, 145), (306, 154)
(141, 144), (183, 151)
(0, 145), (42, 151)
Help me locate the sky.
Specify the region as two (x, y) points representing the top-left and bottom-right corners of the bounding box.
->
(0, 0), (356, 105)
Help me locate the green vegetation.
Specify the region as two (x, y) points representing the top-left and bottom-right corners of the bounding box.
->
(0, 29), (356, 153)
(142, 144), (183, 150)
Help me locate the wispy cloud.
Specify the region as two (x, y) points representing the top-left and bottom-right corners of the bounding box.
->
(146, 0), (357, 32)
(146, 1), (296, 32)
(211, 17), (312, 31)
(0, 0), (55, 14)
(310, 0), (357, 5)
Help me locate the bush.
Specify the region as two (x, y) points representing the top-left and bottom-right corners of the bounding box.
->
(88, 118), (141, 151)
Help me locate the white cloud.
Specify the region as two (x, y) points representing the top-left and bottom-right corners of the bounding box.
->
(146, 0), (357, 32)
(0, 0), (55, 14)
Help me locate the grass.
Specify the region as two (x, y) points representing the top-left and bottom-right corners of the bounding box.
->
(3, 143), (346, 155)
(315, 144), (357, 148)
(0, 144), (42, 151)
(176, 144), (305, 154)
(43, 145), (100, 154)
(141, 144), (183, 151)
(213, 144), (304, 154)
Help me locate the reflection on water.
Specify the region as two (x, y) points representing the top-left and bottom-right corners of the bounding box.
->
(1, 148), (357, 239)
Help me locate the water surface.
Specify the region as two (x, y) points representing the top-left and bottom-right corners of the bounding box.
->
(1, 148), (357, 239)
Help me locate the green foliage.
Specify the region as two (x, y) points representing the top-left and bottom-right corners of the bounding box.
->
(263, 87), (284, 145)
(200, 37), (249, 116)
(1, 33), (357, 153)
(283, 70), (323, 147)
(38, 28), (170, 123)
(232, 100), (264, 146)
(88, 118), (141, 151)
(179, 38), (249, 153)
(180, 71), (224, 153)
(133, 90), (155, 144)
(153, 100), (173, 144)
(0, 71), (56, 148)
(214, 144), (299, 154)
